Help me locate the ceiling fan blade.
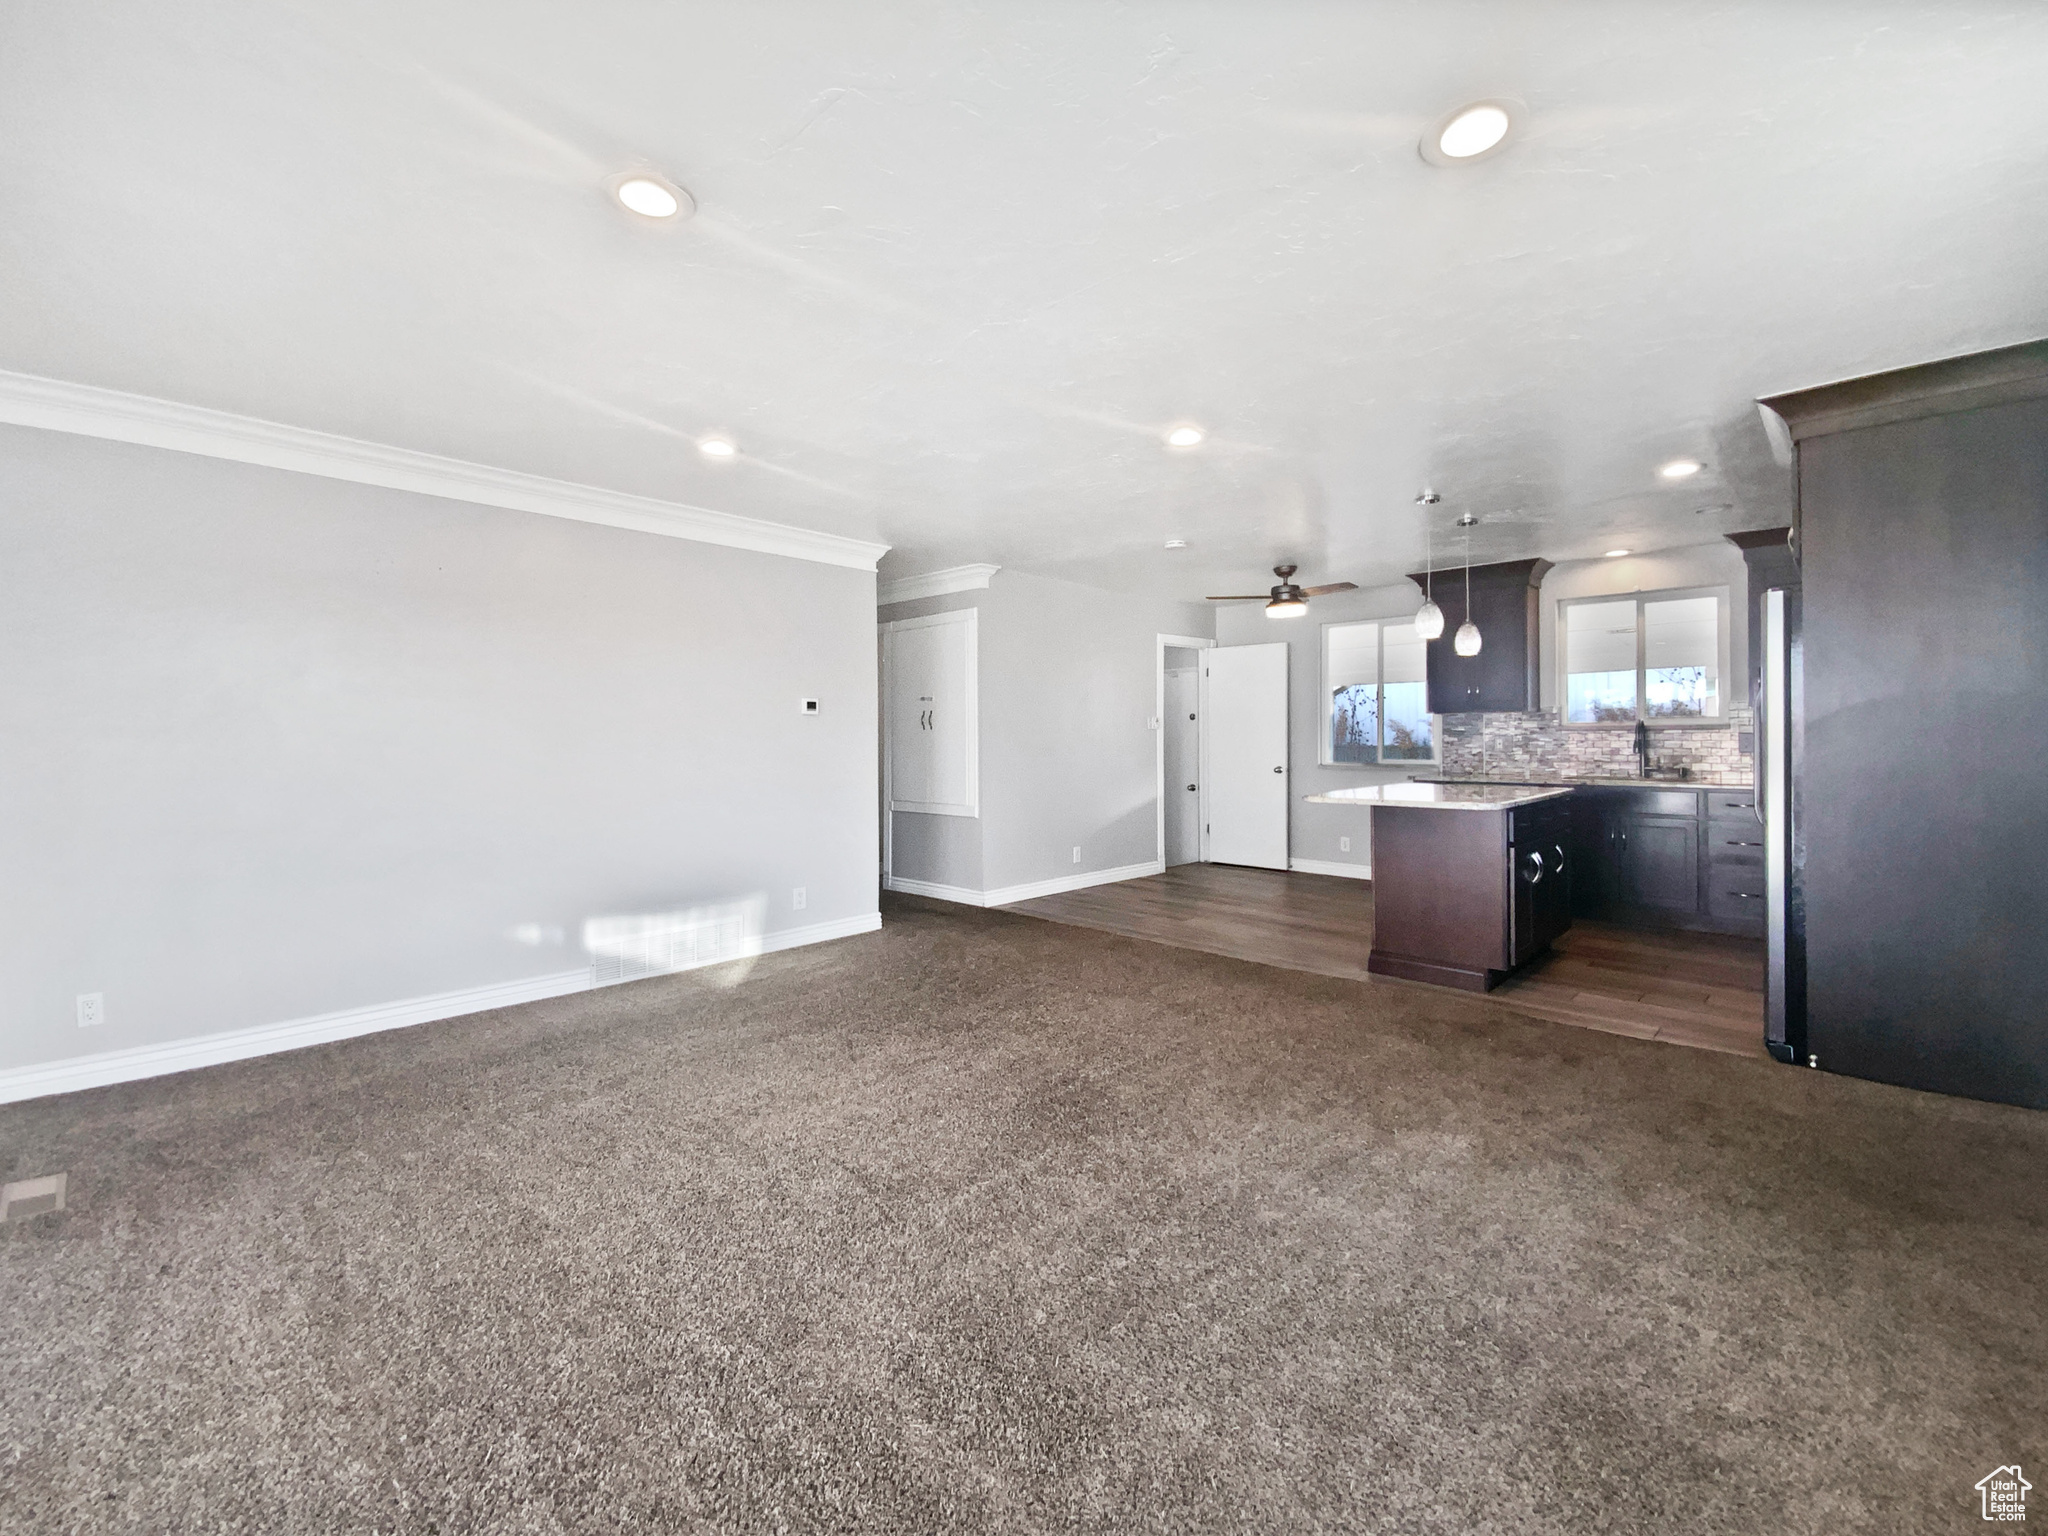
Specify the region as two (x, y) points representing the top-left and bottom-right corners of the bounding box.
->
(1205, 594), (1272, 601)
(1300, 581), (1358, 597)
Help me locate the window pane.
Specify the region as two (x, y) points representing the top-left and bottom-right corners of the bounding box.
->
(1380, 622), (1433, 760)
(1565, 600), (1638, 723)
(1327, 622), (1379, 763)
(1644, 596), (1719, 718)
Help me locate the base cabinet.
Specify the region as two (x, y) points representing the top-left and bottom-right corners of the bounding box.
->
(1368, 798), (1573, 992)
(1567, 786), (1760, 937)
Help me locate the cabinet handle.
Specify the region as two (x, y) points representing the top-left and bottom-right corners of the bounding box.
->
(1730, 891), (1764, 900)
(1724, 840), (1762, 848)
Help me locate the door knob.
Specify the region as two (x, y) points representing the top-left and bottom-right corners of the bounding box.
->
(1273, 766), (1284, 774)
(1186, 783), (1197, 791)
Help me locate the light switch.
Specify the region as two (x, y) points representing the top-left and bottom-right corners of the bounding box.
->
(800, 699), (820, 715)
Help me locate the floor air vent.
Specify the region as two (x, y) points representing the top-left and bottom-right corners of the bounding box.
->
(2, 1172), (67, 1221)
(583, 898), (766, 986)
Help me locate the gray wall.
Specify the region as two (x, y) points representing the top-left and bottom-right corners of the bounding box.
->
(1540, 542), (1746, 714)
(883, 570), (1211, 897)
(0, 425), (879, 1075)
(1216, 540), (1748, 873)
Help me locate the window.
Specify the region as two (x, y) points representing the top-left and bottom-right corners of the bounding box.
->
(1323, 620), (1438, 764)
(1560, 587), (1726, 726)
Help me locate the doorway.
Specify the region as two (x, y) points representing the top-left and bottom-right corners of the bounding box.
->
(1154, 633), (1213, 870)
(1163, 648), (1202, 865)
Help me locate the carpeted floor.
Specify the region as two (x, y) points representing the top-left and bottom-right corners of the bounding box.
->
(3, 896), (2043, 1534)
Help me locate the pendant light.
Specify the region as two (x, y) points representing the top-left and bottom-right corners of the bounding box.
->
(1414, 492), (1445, 640)
(1454, 528), (1482, 657)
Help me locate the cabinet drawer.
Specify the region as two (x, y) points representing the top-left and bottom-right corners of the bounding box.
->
(1707, 882), (1768, 928)
(1509, 801), (1571, 845)
(1706, 831), (1766, 864)
(1704, 791), (1759, 823)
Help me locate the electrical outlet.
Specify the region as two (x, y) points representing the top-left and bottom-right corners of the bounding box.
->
(76, 992), (104, 1028)
(1071, 846), (1081, 864)
(792, 887), (807, 911)
(1340, 836), (1350, 853)
(799, 698), (820, 716)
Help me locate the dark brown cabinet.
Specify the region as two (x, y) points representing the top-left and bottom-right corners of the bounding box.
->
(1509, 798), (1573, 966)
(1618, 816), (1698, 912)
(1703, 792), (1767, 936)
(1566, 785), (1757, 936)
(1759, 337), (2048, 1109)
(1368, 793), (1574, 991)
(1405, 558), (1552, 714)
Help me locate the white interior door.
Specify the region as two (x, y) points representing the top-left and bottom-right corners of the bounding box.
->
(1203, 642), (1289, 869)
(1164, 668), (1201, 866)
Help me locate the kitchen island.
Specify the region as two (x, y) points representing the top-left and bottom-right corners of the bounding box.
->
(1414, 777), (1764, 937)
(1306, 782), (1575, 992)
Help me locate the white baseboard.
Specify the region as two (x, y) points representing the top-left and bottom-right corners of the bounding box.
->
(885, 860), (1164, 908)
(882, 875), (988, 905)
(0, 912), (881, 1106)
(1289, 858), (1373, 880)
(988, 860), (1163, 906)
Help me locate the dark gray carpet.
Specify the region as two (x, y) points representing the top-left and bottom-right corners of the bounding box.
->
(2, 896), (2042, 1534)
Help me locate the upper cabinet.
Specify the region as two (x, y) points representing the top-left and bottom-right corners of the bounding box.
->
(1725, 528), (1798, 721)
(882, 608), (979, 817)
(1404, 558), (1552, 714)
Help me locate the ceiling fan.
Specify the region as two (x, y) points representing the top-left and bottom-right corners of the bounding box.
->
(1207, 564), (1357, 618)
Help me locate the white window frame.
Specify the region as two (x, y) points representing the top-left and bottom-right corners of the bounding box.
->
(1319, 618), (1441, 768)
(1557, 584), (1731, 730)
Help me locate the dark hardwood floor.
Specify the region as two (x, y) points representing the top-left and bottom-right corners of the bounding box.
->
(1004, 863), (1767, 1058)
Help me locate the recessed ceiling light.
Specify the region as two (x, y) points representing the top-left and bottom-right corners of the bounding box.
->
(1604, 549), (1632, 558)
(1659, 459), (1704, 480)
(698, 436), (736, 458)
(1164, 425), (1205, 448)
(1420, 100), (1518, 167)
(608, 172), (694, 222)
(1164, 538), (1188, 549)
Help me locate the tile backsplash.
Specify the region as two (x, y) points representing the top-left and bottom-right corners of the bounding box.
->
(1440, 708), (1754, 784)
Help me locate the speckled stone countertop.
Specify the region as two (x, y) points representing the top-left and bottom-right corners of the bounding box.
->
(1304, 782), (1575, 812)
(1415, 773), (1756, 791)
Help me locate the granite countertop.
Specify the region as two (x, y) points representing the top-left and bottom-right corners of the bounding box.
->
(1304, 782), (1575, 812)
(1417, 773), (1756, 790)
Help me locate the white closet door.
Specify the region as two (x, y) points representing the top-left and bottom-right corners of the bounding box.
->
(924, 614), (973, 810)
(883, 609), (978, 817)
(886, 624), (937, 806)
(1203, 642), (1289, 869)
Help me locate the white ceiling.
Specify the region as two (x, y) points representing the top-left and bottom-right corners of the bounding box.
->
(4, 1), (2046, 595)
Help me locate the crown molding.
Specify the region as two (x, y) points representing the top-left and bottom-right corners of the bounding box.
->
(877, 563), (1001, 605)
(0, 369), (891, 573)
(1756, 336), (2048, 448)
